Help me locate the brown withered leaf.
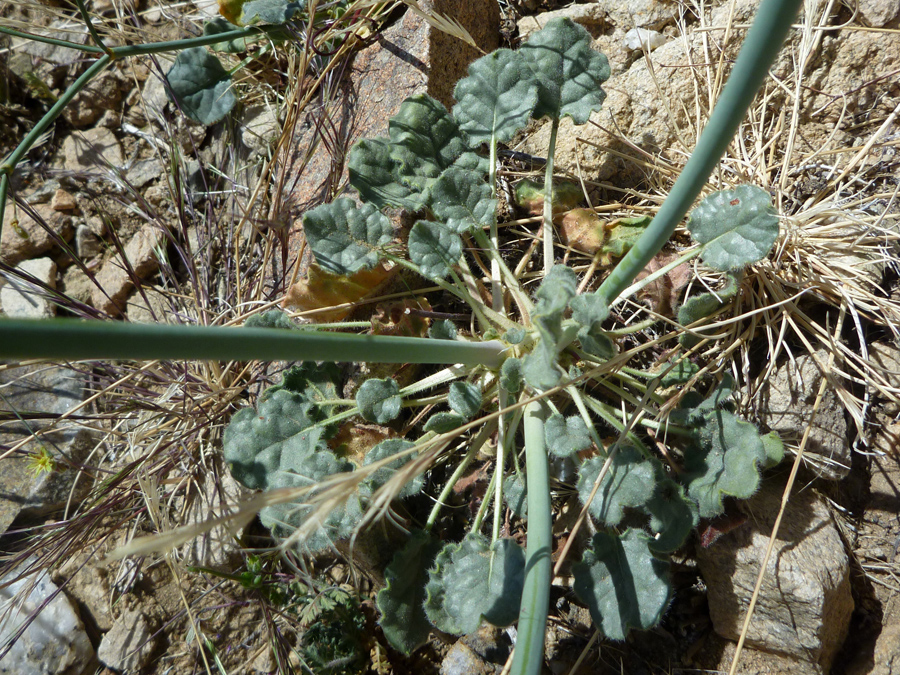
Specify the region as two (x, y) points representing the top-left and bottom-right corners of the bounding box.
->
(329, 422), (394, 465)
(282, 262), (397, 323)
(515, 178), (583, 216)
(633, 251), (693, 318)
(559, 208), (605, 254)
(371, 298), (432, 338)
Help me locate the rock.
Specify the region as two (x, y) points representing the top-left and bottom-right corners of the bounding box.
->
(63, 70), (128, 128)
(125, 159), (162, 189)
(518, 4), (608, 40)
(241, 104), (281, 153)
(61, 127), (125, 175)
(59, 266), (95, 306)
(51, 189), (78, 212)
(0, 365), (96, 533)
(75, 224), (103, 260)
(696, 477), (854, 674)
(91, 225), (167, 315)
(624, 28), (666, 51)
(280, 0), (498, 214)
(97, 607), (158, 673)
(441, 640), (496, 675)
(857, 0), (900, 27)
(0, 559), (94, 675)
(0, 257), (58, 318)
(756, 349), (851, 480)
(124, 286), (173, 323)
(461, 623), (511, 666)
(139, 73), (170, 126)
(870, 622), (900, 675)
(57, 554), (114, 632)
(1, 201), (75, 267)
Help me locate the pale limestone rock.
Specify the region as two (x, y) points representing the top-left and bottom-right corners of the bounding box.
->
(0, 257), (57, 318)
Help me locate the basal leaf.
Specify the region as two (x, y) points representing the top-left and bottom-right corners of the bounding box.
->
(683, 409), (769, 518)
(572, 529), (672, 640)
(424, 534), (525, 635)
(282, 262), (396, 323)
(677, 273), (739, 348)
(687, 185), (779, 271)
(429, 319), (458, 341)
(534, 264), (577, 322)
(356, 377), (402, 424)
(362, 438), (422, 498)
(430, 169), (496, 234)
(377, 531), (442, 654)
(408, 221), (462, 280)
(544, 413), (592, 458)
(504, 473), (527, 517)
(602, 215), (651, 259)
(645, 478), (698, 553)
(522, 339), (561, 391)
(303, 199), (393, 275)
(519, 17), (611, 124)
(389, 94), (467, 199)
(500, 357), (523, 393)
(347, 138), (419, 210)
(245, 308), (296, 330)
(569, 293), (608, 334)
(237, 0), (301, 25)
(166, 47), (236, 125)
(448, 382), (482, 419)
(660, 358), (699, 387)
(423, 412), (466, 434)
(578, 446), (656, 526)
(578, 328), (616, 360)
(453, 48), (538, 147)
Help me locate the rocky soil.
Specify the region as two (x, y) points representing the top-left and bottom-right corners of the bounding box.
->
(1, 0), (899, 673)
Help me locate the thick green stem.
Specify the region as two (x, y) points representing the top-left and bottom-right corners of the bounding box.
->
(595, 0), (803, 307)
(0, 319), (507, 367)
(541, 118), (559, 277)
(510, 401), (552, 675)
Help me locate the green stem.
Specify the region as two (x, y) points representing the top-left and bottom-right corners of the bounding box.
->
(425, 420), (495, 530)
(488, 138), (503, 314)
(491, 388), (508, 545)
(0, 26), (105, 53)
(472, 228), (534, 321)
(74, 0), (111, 55)
(1, 54), (111, 231)
(108, 27), (268, 59)
(0, 319), (507, 367)
(510, 401), (552, 675)
(541, 118), (559, 277)
(595, 0), (803, 307)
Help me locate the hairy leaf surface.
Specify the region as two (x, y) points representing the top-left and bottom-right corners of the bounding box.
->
(356, 378), (402, 424)
(303, 199), (393, 275)
(578, 446), (656, 526)
(408, 221), (463, 280)
(573, 529), (672, 640)
(544, 413), (592, 458)
(424, 535), (525, 635)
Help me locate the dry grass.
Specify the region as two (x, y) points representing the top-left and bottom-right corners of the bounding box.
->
(1, 0), (899, 672)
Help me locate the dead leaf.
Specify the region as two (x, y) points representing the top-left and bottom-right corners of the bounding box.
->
(282, 262), (397, 323)
(634, 251), (692, 317)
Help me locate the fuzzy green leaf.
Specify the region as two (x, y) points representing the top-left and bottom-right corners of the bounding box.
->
(424, 534), (525, 635)
(578, 446), (657, 526)
(569, 293), (609, 333)
(423, 412), (467, 434)
(453, 48), (538, 146)
(660, 358), (699, 387)
(544, 413), (592, 458)
(429, 319), (458, 341)
(578, 328), (616, 360)
(500, 357), (523, 393)
(377, 531), (442, 654)
(166, 47), (236, 125)
(601, 216), (651, 258)
(237, 0), (301, 25)
(430, 169), (496, 234)
(645, 478), (698, 553)
(519, 18), (611, 124)
(504, 473), (527, 517)
(522, 340), (561, 391)
(408, 221), (463, 280)
(761, 431), (785, 468)
(573, 529), (672, 640)
(356, 378), (402, 424)
(362, 439), (422, 498)
(683, 409), (771, 517)
(245, 308), (295, 330)
(687, 185), (779, 271)
(347, 138), (418, 210)
(389, 94), (467, 198)
(448, 382), (482, 419)
(303, 199), (393, 275)
(534, 264), (577, 324)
